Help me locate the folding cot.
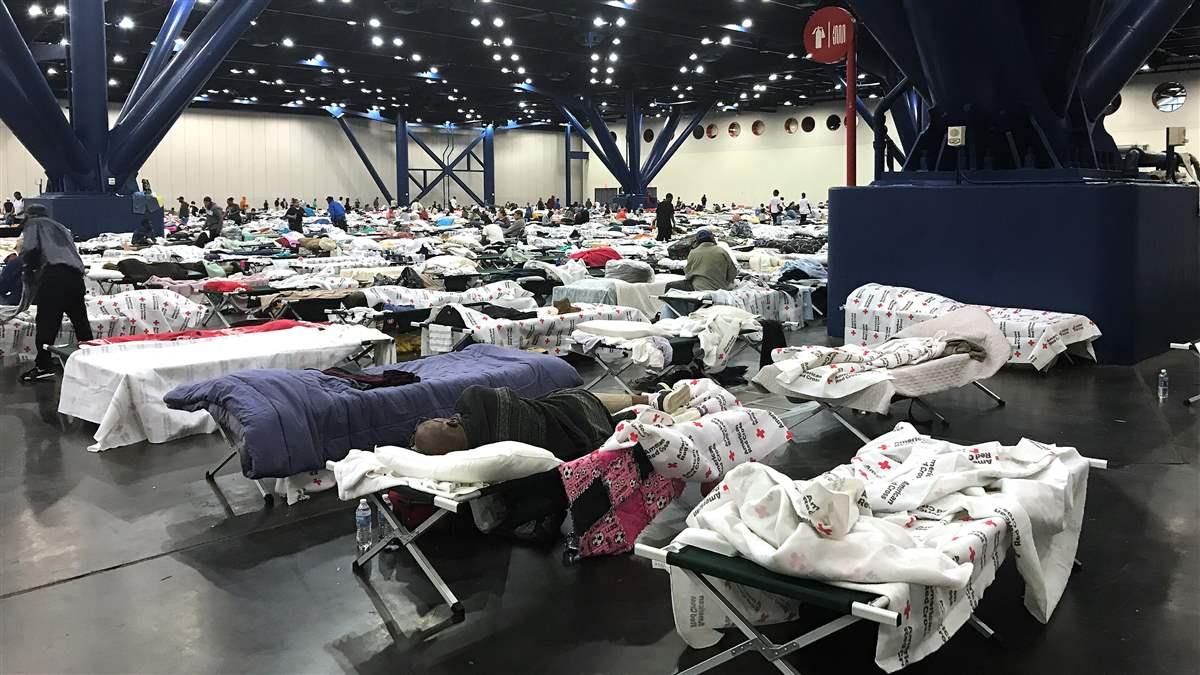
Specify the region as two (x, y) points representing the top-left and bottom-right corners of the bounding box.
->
(635, 425), (1107, 674)
(165, 344), (582, 505)
(551, 273), (686, 318)
(661, 284), (815, 326)
(58, 322), (393, 452)
(573, 329), (763, 395)
(755, 307), (1009, 444)
(415, 302), (649, 356)
(846, 283), (1101, 372)
(1170, 341), (1200, 406)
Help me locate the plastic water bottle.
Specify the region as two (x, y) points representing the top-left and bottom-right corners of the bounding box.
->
(355, 499), (373, 552)
(1158, 370), (1169, 402)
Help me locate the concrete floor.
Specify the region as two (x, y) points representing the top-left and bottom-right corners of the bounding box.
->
(1, 324), (1197, 675)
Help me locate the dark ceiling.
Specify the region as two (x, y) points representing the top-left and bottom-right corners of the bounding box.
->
(11, 0), (1200, 129)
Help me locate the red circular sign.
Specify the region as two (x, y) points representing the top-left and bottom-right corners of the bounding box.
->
(804, 7), (855, 65)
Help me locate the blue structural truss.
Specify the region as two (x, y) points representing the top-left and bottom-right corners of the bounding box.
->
(1, 0), (268, 234)
(521, 84), (714, 208)
(327, 107), (496, 208)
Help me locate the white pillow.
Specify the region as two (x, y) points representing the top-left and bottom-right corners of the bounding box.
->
(373, 441), (561, 484)
(576, 320), (671, 339)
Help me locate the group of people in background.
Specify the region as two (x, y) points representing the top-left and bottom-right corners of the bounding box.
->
(767, 189), (814, 225)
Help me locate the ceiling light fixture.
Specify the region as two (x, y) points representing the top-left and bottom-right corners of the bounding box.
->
(281, 37), (294, 47)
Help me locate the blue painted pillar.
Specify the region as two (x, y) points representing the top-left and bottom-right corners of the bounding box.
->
(335, 116), (393, 204)
(106, 0), (270, 183)
(68, 0), (109, 182)
(641, 108), (682, 188)
(625, 91), (643, 208)
(0, 1), (91, 176)
(0, 60), (74, 182)
(395, 112), (409, 206)
(643, 99), (715, 186)
(483, 125), (496, 206)
(564, 124), (572, 205)
(118, 0), (197, 125)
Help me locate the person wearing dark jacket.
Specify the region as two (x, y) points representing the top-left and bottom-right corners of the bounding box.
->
(202, 197), (223, 239)
(286, 199), (306, 233)
(225, 197), (243, 226)
(14, 205), (93, 381)
(177, 197), (191, 220)
(655, 192), (676, 242)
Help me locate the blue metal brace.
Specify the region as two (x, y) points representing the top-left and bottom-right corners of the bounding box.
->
(107, 0), (270, 185)
(117, 0), (197, 125)
(483, 125), (496, 206)
(333, 114), (393, 204)
(641, 99), (716, 188)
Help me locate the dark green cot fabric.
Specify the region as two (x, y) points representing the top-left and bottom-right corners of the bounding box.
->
(667, 545), (890, 621)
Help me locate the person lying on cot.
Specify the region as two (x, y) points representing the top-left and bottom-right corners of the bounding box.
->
(411, 386), (690, 460)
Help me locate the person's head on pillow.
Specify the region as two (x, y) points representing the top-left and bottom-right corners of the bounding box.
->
(412, 415), (469, 455)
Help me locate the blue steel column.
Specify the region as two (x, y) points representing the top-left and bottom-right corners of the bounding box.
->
(118, 0), (197, 124)
(582, 99), (631, 189)
(483, 125), (496, 206)
(640, 108), (681, 187)
(564, 124), (572, 205)
(556, 104), (628, 186)
(0, 1), (91, 176)
(106, 0), (270, 183)
(395, 112), (409, 206)
(335, 116), (393, 204)
(624, 91), (643, 207)
(68, 0), (109, 179)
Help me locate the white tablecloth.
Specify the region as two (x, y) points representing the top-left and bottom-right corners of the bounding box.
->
(58, 324), (391, 452)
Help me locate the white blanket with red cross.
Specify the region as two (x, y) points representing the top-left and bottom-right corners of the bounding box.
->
(597, 379), (791, 482)
(666, 422), (1089, 672)
(844, 283), (1101, 371)
(0, 289), (209, 363)
(764, 335), (949, 400)
(444, 302), (649, 355)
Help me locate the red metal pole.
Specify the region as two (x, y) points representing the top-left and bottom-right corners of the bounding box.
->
(846, 21), (857, 186)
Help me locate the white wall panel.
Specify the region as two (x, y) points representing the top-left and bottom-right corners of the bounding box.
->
(0, 76), (1193, 210)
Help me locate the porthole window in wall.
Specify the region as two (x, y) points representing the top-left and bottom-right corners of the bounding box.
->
(1152, 82), (1187, 112)
(706, 123), (719, 138)
(752, 120), (766, 136)
(728, 121), (741, 138)
(643, 128), (655, 143)
(826, 114), (842, 131)
(692, 125), (705, 140)
(784, 118), (800, 134)
(801, 116), (816, 132)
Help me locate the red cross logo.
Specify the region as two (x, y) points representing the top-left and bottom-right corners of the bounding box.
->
(853, 299), (860, 304)
(985, 519), (997, 527)
(693, 422), (704, 428)
(1014, 351), (1021, 358)
(886, 311), (892, 318)
(313, 478), (322, 486)
(755, 428), (765, 439)
(728, 450), (735, 461)
(629, 432), (639, 442)
(903, 602), (911, 620)
(667, 462), (678, 469)
(814, 522), (833, 536)
(969, 546), (976, 562)
(616, 423), (625, 432)
(878, 460), (891, 470)
(722, 484), (729, 492)
(705, 467), (712, 478)
(785, 431), (794, 441)
(879, 443), (888, 450)
(850, 330), (856, 336)
(970, 448), (979, 456)
(690, 379), (699, 385)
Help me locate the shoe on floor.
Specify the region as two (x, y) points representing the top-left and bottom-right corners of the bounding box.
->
(19, 366), (56, 383)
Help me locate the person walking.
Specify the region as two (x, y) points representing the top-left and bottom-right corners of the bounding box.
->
(768, 189), (784, 225)
(655, 192), (676, 242)
(795, 192), (813, 224)
(14, 205), (92, 382)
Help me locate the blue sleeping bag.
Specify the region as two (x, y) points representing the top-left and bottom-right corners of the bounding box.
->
(164, 344), (582, 479)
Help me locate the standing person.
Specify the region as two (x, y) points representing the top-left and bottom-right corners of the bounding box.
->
(239, 195), (249, 211)
(12, 192), (25, 224)
(326, 195), (347, 230)
(536, 198), (545, 211)
(14, 205), (92, 382)
(768, 189), (784, 225)
(655, 192), (676, 242)
(701, 194), (708, 210)
(202, 197), (223, 240)
(177, 197), (191, 220)
(225, 197), (243, 226)
(795, 192), (813, 225)
(450, 196), (460, 211)
(286, 198), (306, 233)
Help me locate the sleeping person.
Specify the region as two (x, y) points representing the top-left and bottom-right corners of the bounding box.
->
(411, 385), (689, 460)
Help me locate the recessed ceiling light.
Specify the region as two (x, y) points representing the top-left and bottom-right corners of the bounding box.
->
(107, 78), (118, 86)
(483, 37), (492, 46)
(616, 17), (626, 27)
(117, 16), (134, 29)
(742, 18), (752, 28)
(392, 37), (403, 46)
(27, 5), (43, 18)
(53, 4), (65, 17)
(470, 17), (481, 27)
(371, 36), (383, 46)
(368, 17), (380, 27)
(492, 17), (504, 27)
(412, 53), (422, 61)
(502, 36), (513, 46)
(593, 17), (605, 27)
(281, 37), (294, 47)
(720, 36), (731, 46)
